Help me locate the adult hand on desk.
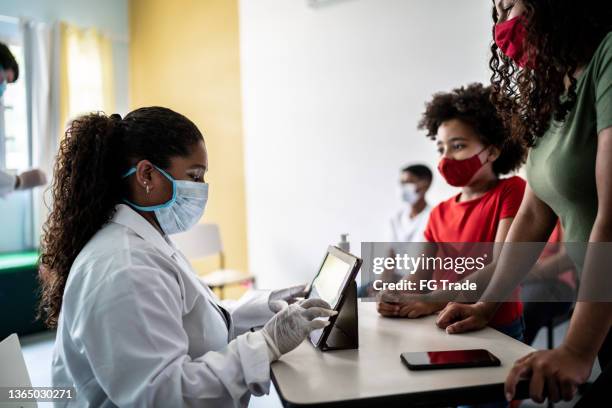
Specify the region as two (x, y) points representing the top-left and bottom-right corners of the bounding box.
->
(504, 345), (592, 403)
(435, 301), (496, 334)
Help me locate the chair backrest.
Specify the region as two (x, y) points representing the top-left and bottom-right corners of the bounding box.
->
(171, 223), (223, 260)
(0, 333), (37, 407)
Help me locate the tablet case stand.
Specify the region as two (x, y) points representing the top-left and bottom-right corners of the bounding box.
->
(319, 280), (359, 351)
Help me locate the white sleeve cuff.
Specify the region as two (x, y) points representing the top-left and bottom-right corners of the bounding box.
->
(235, 330), (273, 396)
(260, 328), (281, 362)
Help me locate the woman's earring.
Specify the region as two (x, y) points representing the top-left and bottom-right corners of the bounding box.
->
(145, 183), (151, 195)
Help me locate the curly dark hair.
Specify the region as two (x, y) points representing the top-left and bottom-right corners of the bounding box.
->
(38, 107), (204, 328)
(489, 0), (612, 147)
(418, 82), (525, 175)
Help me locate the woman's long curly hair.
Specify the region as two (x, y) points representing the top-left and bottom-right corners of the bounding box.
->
(489, 0), (612, 147)
(38, 107), (204, 328)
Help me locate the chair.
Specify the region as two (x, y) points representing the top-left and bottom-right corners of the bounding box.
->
(171, 223), (254, 299)
(0, 333), (37, 408)
(545, 306), (573, 350)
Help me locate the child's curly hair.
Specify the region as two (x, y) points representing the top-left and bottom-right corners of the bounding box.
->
(418, 82), (526, 175)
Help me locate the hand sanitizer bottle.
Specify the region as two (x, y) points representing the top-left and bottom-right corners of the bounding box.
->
(338, 233), (350, 252)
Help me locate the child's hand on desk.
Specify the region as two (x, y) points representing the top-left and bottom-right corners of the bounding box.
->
(376, 290), (446, 318)
(397, 301), (447, 318)
(376, 290), (401, 317)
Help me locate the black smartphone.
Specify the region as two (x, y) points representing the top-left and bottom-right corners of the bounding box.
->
(401, 349), (501, 370)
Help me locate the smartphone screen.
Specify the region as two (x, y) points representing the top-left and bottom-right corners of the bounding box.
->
(401, 349), (501, 370)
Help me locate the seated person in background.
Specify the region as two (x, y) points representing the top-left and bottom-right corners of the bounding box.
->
(390, 164), (432, 243)
(378, 83), (527, 344)
(359, 164), (432, 297)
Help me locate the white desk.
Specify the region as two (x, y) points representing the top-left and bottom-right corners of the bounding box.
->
(271, 302), (534, 407)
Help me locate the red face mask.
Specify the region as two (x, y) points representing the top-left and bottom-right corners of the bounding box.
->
(494, 15), (531, 68)
(438, 148), (487, 187)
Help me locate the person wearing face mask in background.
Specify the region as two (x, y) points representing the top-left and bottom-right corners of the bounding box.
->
(40, 107), (336, 408)
(390, 164), (432, 243)
(0, 42), (47, 197)
(357, 165), (432, 298)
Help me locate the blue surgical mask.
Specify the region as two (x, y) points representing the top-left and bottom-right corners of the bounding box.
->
(122, 165), (209, 235)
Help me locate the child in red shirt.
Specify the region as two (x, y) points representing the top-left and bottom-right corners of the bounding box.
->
(378, 83), (527, 341)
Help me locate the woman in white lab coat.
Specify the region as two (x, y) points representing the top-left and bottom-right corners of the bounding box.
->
(38, 107), (334, 407)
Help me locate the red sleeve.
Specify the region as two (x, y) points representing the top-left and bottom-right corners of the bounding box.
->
(548, 221), (562, 242)
(423, 206), (438, 242)
(498, 176), (527, 220)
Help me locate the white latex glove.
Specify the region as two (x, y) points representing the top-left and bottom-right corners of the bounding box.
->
(262, 298), (336, 360)
(268, 284), (308, 313)
(16, 168), (47, 190)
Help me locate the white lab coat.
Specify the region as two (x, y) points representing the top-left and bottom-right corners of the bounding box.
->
(0, 169), (16, 197)
(52, 204), (275, 408)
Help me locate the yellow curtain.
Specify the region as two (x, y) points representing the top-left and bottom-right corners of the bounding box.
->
(58, 22), (115, 139)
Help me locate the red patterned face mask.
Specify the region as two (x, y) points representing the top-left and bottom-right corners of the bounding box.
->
(494, 15), (532, 68)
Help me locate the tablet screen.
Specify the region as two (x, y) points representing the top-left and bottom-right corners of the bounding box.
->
(309, 251), (353, 309)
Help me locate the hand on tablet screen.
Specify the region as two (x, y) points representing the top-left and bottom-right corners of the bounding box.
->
(269, 284), (308, 312)
(263, 298), (337, 359)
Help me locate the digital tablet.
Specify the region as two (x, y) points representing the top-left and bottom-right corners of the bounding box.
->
(306, 245), (362, 348)
(401, 349), (501, 370)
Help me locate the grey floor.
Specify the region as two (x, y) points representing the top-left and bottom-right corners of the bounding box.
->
(20, 321), (597, 407)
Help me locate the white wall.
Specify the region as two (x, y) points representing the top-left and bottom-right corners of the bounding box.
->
(240, 0), (493, 288)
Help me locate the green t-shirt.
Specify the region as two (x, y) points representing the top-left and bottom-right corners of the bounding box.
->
(526, 31), (612, 269)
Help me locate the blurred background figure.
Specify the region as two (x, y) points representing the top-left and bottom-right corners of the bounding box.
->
(359, 163), (433, 297)
(0, 167), (47, 197)
(390, 164), (432, 243)
(0, 42), (18, 95)
(0, 42), (46, 198)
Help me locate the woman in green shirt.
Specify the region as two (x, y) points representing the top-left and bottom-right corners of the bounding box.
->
(433, 0), (612, 405)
